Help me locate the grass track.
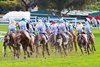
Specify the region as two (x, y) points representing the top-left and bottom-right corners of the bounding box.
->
(0, 25), (100, 67)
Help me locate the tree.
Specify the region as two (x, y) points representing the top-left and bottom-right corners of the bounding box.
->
(18, 0), (97, 15)
(18, 0), (49, 10)
(47, 0), (86, 15)
(18, 0), (37, 11)
(48, 0), (98, 15)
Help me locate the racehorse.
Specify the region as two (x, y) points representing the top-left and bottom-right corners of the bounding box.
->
(3, 31), (20, 58)
(77, 33), (90, 55)
(59, 32), (69, 56)
(69, 30), (77, 52)
(65, 31), (73, 52)
(16, 30), (34, 59)
(87, 33), (96, 52)
(34, 33), (50, 57)
(48, 32), (62, 54)
(49, 32), (69, 56)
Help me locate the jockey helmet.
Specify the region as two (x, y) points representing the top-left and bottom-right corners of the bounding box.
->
(22, 18), (26, 21)
(86, 18), (90, 22)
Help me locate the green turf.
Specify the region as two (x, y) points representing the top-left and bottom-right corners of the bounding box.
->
(0, 25), (8, 31)
(0, 25), (100, 67)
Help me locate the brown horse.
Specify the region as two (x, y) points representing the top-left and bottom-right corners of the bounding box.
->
(34, 33), (50, 57)
(77, 34), (90, 55)
(16, 31), (34, 59)
(87, 33), (96, 52)
(3, 31), (20, 58)
(70, 30), (77, 51)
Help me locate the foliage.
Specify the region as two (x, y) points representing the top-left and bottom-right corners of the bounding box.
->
(0, 1), (24, 13)
(0, 0), (99, 14)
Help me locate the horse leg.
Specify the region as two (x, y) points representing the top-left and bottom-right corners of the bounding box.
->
(16, 46), (20, 58)
(62, 44), (67, 56)
(69, 39), (73, 52)
(29, 44), (33, 56)
(12, 47), (16, 58)
(22, 45), (28, 59)
(67, 42), (70, 52)
(86, 43), (90, 55)
(91, 42), (96, 52)
(42, 44), (45, 57)
(36, 44), (39, 57)
(58, 45), (62, 54)
(46, 43), (50, 56)
(9, 46), (13, 53)
(26, 46), (30, 58)
(57, 43), (60, 53)
(69, 42), (73, 52)
(3, 45), (7, 57)
(57, 42), (61, 54)
(55, 42), (58, 55)
(79, 45), (84, 55)
(16, 49), (20, 58)
(73, 41), (77, 52)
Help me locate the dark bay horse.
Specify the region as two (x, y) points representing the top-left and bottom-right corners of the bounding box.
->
(77, 34), (90, 55)
(34, 33), (50, 57)
(3, 31), (20, 58)
(16, 30), (34, 58)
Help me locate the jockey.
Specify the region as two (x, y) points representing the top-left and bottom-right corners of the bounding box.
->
(85, 19), (91, 34)
(42, 20), (50, 34)
(84, 18), (95, 40)
(68, 22), (74, 32)
(58, 19), (67, 34)
(50, 21), (58, 42)
(76, 22), (87, 42)
(35, 19), (48, 39)
(50, 21), (58, 35)
(68, 22), (76, 39)
(58, 21), (69, 40)
(18, 18), (27, 31)
(8, 20), (16, 32)
(28, 23), (35, 36)
(76, 22), (84, 34)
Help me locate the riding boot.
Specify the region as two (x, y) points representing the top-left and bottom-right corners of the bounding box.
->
(43, 33), (48, 40)
(32, 32), (35, 36)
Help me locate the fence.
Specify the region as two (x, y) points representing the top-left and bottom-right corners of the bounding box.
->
(0, 31), (6, 42)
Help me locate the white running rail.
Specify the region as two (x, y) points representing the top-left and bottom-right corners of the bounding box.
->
(0, 31), (6, 42)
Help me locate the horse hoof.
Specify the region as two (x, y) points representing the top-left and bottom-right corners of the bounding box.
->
(3, 55), (6, 57)
(17, 56), (20, 59)
(48, 54), (50, 56)
(28, 55), (30, 58)
(30, 52), (33, 55)
(24, 56), (26, 59)
(44, 57), (46, 59)
(94, 49), (96, 51)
